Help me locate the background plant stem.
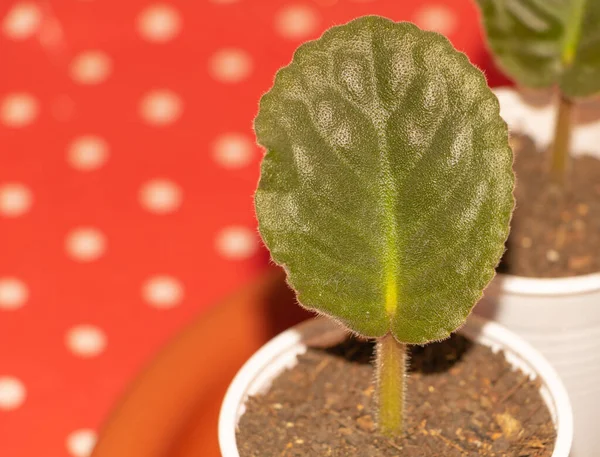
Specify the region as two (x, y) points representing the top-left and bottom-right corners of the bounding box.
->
(376, 334), (406, 436)
(550, 94), (574, 184)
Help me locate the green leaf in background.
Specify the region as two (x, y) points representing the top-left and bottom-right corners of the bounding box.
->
(476, 0), (600, 98)
(254, 16), (514, 344)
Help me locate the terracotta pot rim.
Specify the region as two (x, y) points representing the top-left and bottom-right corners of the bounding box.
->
(219, 315), (573, 457)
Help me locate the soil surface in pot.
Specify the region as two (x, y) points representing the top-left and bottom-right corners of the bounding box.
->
(236, 333), (555, 457)
(498, 134), (600, 277)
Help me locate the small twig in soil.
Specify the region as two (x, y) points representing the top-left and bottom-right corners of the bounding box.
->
(498, 376), (529, 404)
(384, 439), (404, 452)
(522, 403), (544, 423)
(310, 358), (331, 381)
(430, 429), (468, 455)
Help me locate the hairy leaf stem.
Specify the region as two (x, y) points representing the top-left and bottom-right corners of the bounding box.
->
(376, 333), (406, 436)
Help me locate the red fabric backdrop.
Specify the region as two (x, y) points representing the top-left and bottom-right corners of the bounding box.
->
(0, 1), (510, 456)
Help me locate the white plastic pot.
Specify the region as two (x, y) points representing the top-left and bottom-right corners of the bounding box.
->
(475, 87), (600, 457)
(219, 315), (573, 457)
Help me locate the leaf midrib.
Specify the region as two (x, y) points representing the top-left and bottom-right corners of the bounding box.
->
(363, 23), (401, 319)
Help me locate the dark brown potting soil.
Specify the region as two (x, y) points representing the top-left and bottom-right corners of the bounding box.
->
(236, 333), (556, 457)
(498, 134), (600, 277)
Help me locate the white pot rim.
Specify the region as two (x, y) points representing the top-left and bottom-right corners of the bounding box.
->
(219, 315), (573, 457)
(497, 271), (600, 296)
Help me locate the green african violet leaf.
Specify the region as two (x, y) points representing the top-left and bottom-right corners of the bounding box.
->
(476, 0), (600, 98)
(254, 16), (514, 345)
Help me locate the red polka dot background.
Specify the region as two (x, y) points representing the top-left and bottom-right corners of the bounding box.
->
(0, 1), (511, 456)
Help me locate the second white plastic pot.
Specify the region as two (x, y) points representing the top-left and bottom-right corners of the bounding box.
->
(219, 315), (573, 457)
(475, 87), (600, 457)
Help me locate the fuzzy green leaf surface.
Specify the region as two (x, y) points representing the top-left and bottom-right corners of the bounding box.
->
(254, 16), (514, 344)
(476, 0), (600, 98)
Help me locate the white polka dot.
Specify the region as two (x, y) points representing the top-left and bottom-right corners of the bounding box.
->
(216, 226), (258, 259)
(0, 183), (33, 217)
(0, 377), (26, 410)
(66, 325), (107, 358)
(139, 179), (182, 214)
(70, 51), (112, 85)
(137, 4), (181, 42)
(0, 277), (28, 310)
(67, 136), (109, 171)
(275, 5), (320, 40)
(209, 48), (252, 83)
(1, 93), (38, 127)
(66, 429), (97, 457)
(413, 5), (458, 35)
(143, 276), (184, 309)
(2, 2), (41, 40)
(213, 133), (254, 168)
(139, 90), (182, 125)
(65, 227), (106, 262)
